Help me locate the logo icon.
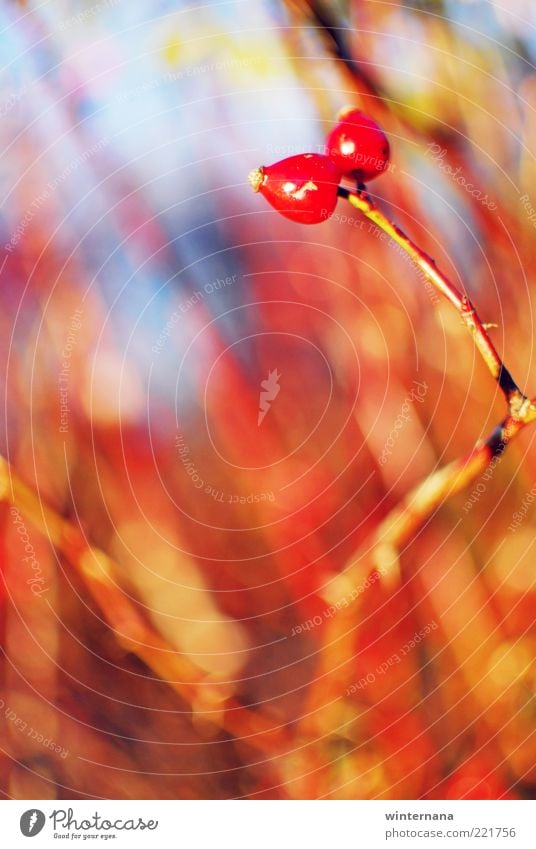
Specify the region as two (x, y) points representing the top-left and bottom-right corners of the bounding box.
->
(20, 810), (46, 837)
(258, 368), (281, 425)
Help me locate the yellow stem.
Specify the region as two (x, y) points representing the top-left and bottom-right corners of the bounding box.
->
(342, 188), (526, 412)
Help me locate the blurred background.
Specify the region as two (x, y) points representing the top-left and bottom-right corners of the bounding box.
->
(0, 0), (535, 799)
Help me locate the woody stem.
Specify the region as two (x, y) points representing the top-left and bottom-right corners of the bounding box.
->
(339, 186), (536, 422)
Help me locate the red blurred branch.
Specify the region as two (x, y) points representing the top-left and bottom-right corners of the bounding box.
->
(0, 456), (289, 756)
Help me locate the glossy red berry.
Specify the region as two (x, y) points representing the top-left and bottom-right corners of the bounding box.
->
(248, 153), (341, 224)
(325, 109), (390, 181)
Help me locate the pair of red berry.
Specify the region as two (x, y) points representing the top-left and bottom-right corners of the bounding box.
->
(249, 109), (390, 225)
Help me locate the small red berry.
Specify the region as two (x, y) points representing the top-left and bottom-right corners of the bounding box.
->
(248, 153), (341, 224)
(325, 108), (390, 181)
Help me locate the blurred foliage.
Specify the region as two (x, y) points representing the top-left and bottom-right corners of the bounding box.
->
(0, 0), (535, 799)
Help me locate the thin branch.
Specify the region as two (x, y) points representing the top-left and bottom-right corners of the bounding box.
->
(336, 186), (536, 576)
(295, 190), (536, 759)
(340, 186), (536, 420)
(296, 414), (535, 766)
(352, 414), (524, 587)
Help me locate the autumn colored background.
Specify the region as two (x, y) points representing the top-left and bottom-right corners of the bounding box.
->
(0, 0), (535, 800)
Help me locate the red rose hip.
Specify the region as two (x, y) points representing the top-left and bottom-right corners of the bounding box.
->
(325, 109), (390, 181)
(248, 153), (341, 224)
